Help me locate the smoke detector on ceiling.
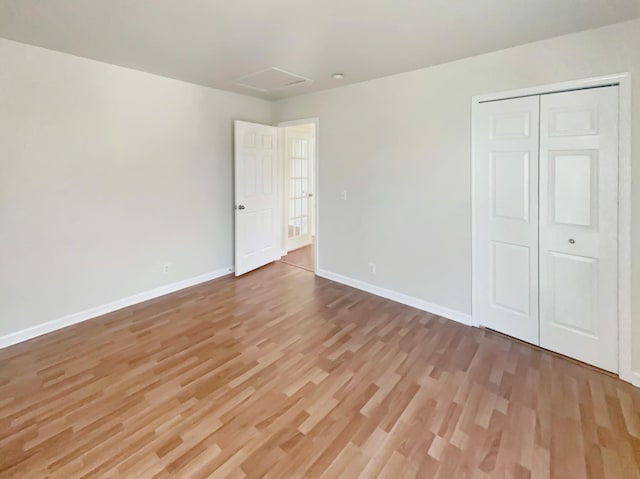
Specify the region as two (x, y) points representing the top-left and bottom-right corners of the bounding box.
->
(234, 67), (312, 92)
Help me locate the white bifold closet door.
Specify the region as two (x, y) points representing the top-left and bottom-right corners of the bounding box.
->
(474, 96), (540, 345)
(538, 87), (619, 372)
(474, 86), (619, 372)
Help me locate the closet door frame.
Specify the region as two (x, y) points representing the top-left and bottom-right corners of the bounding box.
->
(471, 73), (633, 386)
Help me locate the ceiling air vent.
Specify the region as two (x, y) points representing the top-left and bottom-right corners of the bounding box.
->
(234, 67), (311, 92)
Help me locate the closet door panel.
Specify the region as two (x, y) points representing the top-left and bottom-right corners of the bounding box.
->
(473, 96), (540, 344)
(539, 87), (619, 373)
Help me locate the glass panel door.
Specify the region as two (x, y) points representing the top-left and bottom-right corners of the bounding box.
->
(286, 135), (312, 251)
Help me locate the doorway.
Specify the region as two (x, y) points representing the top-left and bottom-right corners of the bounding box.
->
(279, 121), (317, 272)
(233, 118), (319, 276)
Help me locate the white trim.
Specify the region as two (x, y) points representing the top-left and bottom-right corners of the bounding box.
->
(471, 99), (481, 328)
(277, 117), (319, 128)
(0, 266), (233, 350)
(617, 73), (633, 384)
(471, 72), (635, 385)
(277, 117), (320, 273)
(317, 269), (473, 326)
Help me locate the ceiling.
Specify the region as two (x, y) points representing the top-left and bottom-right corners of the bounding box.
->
(1, 1), (639, 100)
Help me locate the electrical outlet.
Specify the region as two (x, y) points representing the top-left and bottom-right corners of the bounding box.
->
(163, 263), (171, 274)
(340, 190), (348, 201)
(368, 262), (376, 275)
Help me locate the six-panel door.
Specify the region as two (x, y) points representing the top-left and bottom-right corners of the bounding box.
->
(474, 96), (540, 345)
(234, 121), (280, 276)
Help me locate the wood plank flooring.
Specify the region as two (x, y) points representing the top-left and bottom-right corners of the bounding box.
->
(1, 262), (639, 478)
(280, 244), (314, 272)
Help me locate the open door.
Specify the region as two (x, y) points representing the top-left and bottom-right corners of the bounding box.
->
(234, 121), (281, 276)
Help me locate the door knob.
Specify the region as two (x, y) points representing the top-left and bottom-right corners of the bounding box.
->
(236, 205), (245, 210)
(568, 238), (576, 244)
(308, 193), (313, 197)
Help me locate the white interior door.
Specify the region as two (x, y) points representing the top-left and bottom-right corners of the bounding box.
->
(539, 87), (619, 372)
(474, 96), (540, 344)
(285, 126), (314, 251)
(234, 120), (280, 276)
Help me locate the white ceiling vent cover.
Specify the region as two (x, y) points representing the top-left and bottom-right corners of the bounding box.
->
(234, 67), (311, 92)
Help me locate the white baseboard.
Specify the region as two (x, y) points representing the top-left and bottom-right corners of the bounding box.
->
(316, 269), (473, 326)
(620, 369), (640, 388)
(0, 266), (234, 350)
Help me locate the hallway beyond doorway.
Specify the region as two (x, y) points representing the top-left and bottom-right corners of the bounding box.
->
(280, 240), (314, 272)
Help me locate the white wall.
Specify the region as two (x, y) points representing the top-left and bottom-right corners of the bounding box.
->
(274, 19), (640, 372)
(0, 39), (272, 339)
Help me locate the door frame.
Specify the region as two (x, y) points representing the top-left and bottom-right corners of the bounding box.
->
(277, 118), (320, 273)
(471, 73), (633, 385)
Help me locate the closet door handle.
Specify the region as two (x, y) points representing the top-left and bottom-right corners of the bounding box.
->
(568, 238), (576, 244)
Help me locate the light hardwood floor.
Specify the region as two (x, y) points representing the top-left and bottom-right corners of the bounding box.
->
(1, 262), (639, 478)
(280, 243), (314, 272)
